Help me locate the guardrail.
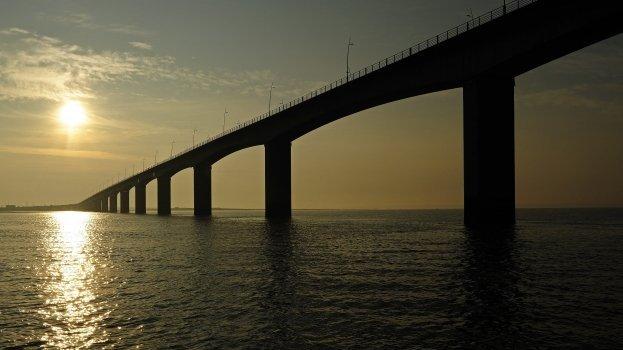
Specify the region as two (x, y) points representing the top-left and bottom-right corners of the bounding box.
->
(104, 0), (537, 191)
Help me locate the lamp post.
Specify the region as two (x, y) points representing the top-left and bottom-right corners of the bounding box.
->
(346, 36), (354, 80)
(268, 82), (275, 114)
(222, 108), (228, 133)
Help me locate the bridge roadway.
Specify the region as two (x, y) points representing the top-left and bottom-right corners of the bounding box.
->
(77, 0), (623, 227)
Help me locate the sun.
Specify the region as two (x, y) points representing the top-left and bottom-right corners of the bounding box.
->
(58, 100), (87, 128)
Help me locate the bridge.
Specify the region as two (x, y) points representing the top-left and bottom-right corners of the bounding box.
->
(75, 0), (622, 227)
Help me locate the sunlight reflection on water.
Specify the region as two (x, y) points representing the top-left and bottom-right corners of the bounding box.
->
(39, 212), (108, 348)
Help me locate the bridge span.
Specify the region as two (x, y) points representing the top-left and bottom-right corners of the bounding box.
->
(76, 0), (622, 227)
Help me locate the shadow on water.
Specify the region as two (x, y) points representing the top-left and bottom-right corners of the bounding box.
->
(257, 219), (299, 347)
(458, 226), (523, 348)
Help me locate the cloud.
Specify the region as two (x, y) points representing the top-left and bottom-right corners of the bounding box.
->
(45, 12), (150, 36)
(0, 27), (30, 35)
(552, 43), (623, 79)
(0, 145), (128, 160)
(519, 83), (623, 116)
(0, 28), (167, 101)
(129, 41), (152, 50)
(0, 27), (322, 103)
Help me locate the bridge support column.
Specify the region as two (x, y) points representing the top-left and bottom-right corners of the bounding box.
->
(463, 76), (515, 228)
(120, 190), (130, 213)
(135, 183), (146, 214)
(157, 176), (171, 216)
(109, 193), (118, 213)
(101, 197), (108, 212)
(194, 162), (212, 216)
(265, 140), (291, 218)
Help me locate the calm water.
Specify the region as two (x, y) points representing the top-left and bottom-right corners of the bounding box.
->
(1, 209), (622, 349)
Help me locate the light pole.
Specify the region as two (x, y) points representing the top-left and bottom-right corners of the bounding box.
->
(192, 128), (197, 147)
(222, 108), (228, 133)
(346, 36), (354, 80)
(268, 82), (275, 114)
(170, 140), (175, 157)
(467, 8), (473, 29)
(503, 0), (507, 14)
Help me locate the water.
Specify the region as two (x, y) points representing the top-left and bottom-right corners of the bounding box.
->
(1, 209), (622, 349)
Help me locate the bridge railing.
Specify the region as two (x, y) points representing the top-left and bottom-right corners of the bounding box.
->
(106, 0), (537, 191)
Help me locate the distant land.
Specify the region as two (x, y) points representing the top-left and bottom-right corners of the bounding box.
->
(0, 205), (256, 212)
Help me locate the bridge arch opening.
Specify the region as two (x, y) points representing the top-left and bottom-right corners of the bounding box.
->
(212, 146), (264, 211)
(513, 36), (623, 208)
(292, 89), (464, 210)
(170, 168), (194, 214)
(128, 187), (135, 213)
(145, 178), (157, 214)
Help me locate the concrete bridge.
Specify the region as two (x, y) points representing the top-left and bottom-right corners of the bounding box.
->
(76, 0), (622, 227)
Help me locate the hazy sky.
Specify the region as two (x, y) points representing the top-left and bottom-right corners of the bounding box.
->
(1, 0), (621, 209)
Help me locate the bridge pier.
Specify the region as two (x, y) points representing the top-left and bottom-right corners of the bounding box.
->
(265, 140), (291, 218)
(109, 193), (118, 213)
(120, 190), (130, 213)
(135, 183), (146, 214)
(157, 176), (171, 216)
(463, 76), (515, 228)
(194, 162), (212, 216)
(101, 197), (108, 212)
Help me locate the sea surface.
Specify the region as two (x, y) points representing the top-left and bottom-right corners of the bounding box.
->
(1, 209), (622, 349)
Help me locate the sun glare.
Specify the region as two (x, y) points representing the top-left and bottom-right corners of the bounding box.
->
(59, 100), (87, 129)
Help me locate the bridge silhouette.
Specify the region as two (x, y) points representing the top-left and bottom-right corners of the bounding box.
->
(76, 0), (622, 227)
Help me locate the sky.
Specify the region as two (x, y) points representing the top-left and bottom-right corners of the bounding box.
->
(0, 0), (621, 209)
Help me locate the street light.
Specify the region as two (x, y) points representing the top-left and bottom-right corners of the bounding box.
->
(268, 82), (275, 114)
(466, 8), (473, 29)
(222, 108), (229, 133)
(346, 36), (354, 80)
